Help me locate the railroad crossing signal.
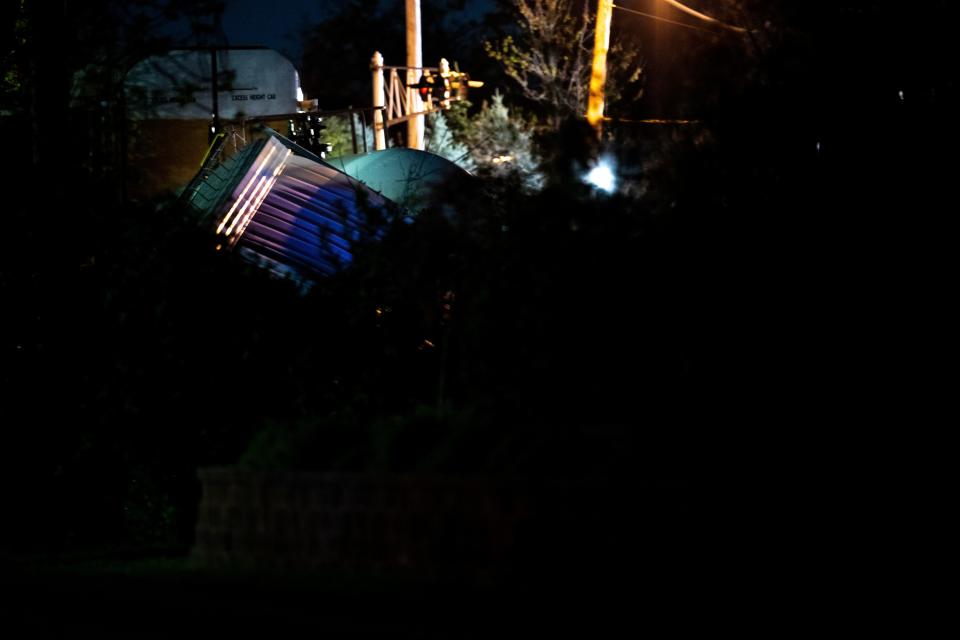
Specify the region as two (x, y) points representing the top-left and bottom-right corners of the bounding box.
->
(408, 60), (483, 110)
(373, 53), (484, 151)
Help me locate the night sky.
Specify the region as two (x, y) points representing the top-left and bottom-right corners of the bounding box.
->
(220, 0), (322, 56)
(220, 0), (494, 61)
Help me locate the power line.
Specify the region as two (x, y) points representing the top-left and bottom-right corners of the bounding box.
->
(611, 4), (719, 35)
(657, 0), (749, 33)
(604, 116), (702, 124)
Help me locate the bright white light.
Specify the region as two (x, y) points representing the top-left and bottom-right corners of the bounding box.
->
(584, 158), (616, 193)
(296, 86), (304, 102)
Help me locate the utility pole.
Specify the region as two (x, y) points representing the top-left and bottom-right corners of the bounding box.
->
(406, 0), (424, 150)
(587, 0), (613, 135)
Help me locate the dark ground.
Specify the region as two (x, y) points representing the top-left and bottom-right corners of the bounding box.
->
(0, 479), (865, 638)
(1, 550), (792, 636)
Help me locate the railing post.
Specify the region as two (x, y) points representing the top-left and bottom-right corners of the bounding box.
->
(372, 51), (387, 150)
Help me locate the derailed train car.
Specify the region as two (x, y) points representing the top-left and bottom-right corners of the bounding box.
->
(181, 118), (473, 286)
(182, 127), (393, 285)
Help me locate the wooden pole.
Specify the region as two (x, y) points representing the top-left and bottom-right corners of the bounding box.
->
(406, 0), (424, 150)
(372, 51), (386, 150)
(587, 0), (613, 135)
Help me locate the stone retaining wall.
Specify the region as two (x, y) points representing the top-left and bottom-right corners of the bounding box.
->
(193, 468), (618, 576)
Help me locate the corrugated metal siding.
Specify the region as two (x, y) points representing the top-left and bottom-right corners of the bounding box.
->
(200, 134), (391, 282)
